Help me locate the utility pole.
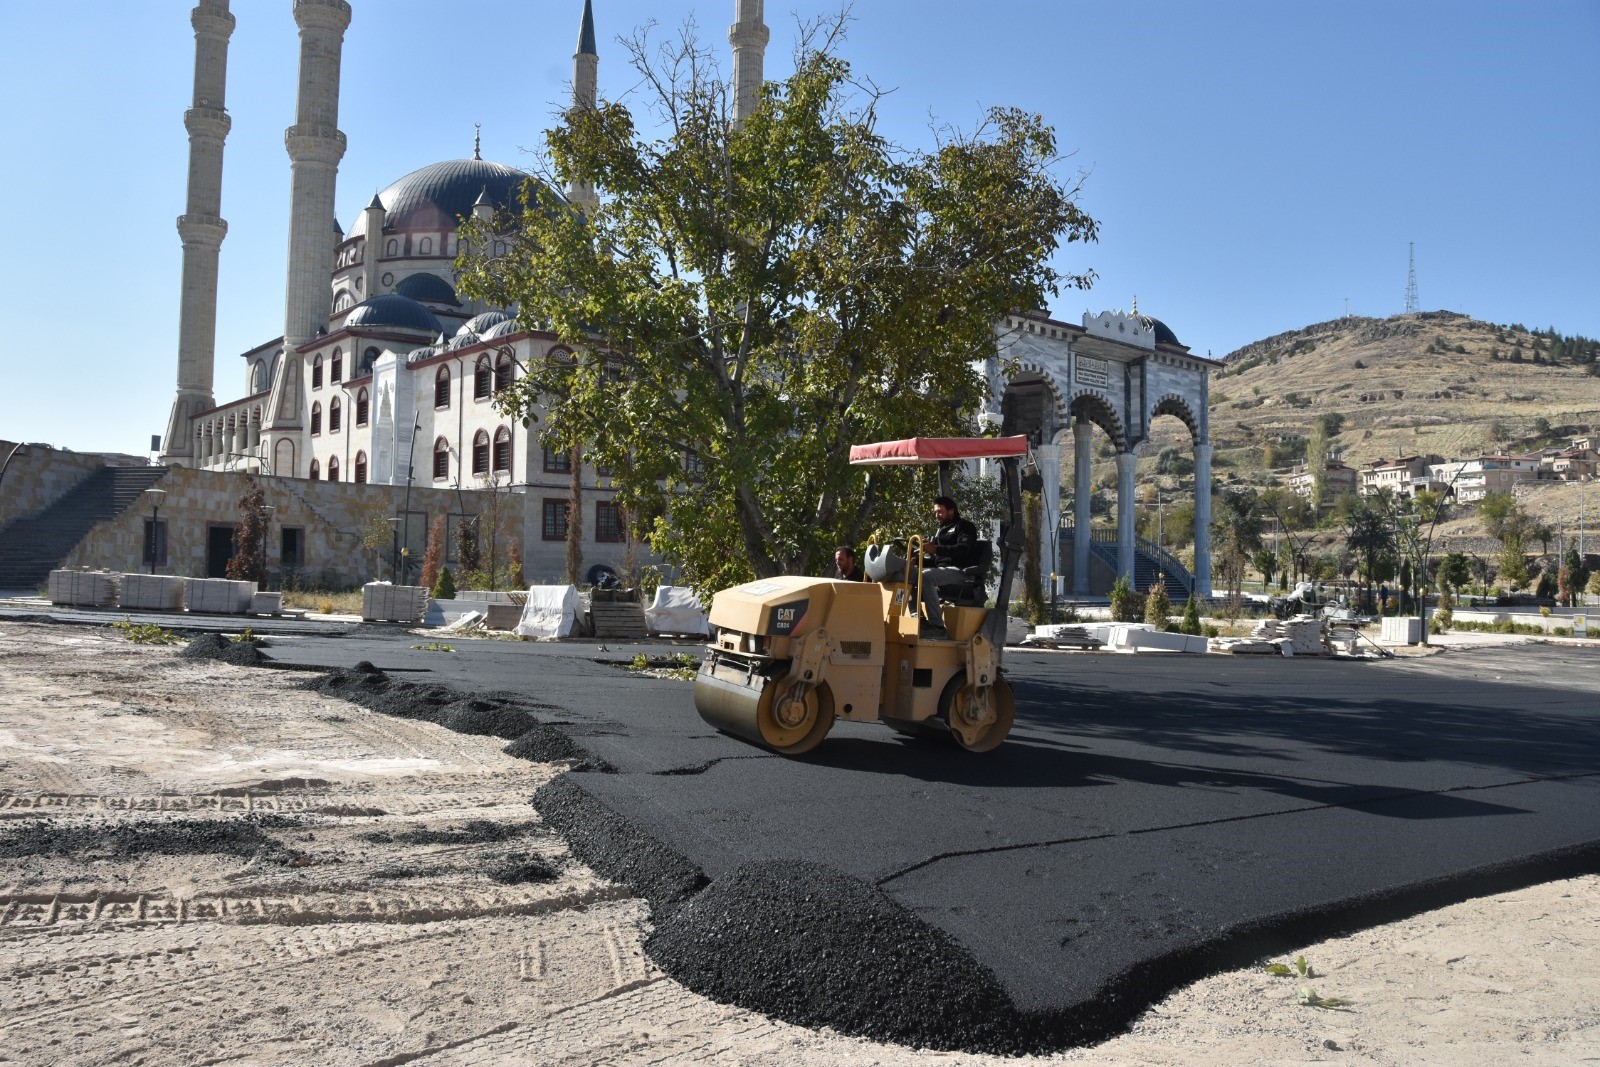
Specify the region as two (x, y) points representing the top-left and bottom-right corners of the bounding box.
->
(1404, 242), (1419, 314)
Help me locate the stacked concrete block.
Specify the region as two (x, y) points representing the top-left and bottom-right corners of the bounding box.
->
(456, 590), (524, 605)
(48, 569), (121, 608)
(119, 574), (186, 612)
(1022, 624), (1105, 650)
(184, 578), (256, 614)
(362, 583), (428, 623)
(1380, 616), (1423, 645)
(251, 591), (283, 615)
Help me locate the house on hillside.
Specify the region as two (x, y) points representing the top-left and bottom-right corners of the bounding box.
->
(1359, 454), (1443, 498)
(1547, 448), (1599, 481)
(1287, 459), (1357, 503)
(1437, 455), (1541, 503)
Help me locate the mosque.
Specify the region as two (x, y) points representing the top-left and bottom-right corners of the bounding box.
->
(154, 0), (1215, 597)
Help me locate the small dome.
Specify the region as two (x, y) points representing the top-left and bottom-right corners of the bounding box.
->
(1140, 315), (1181, 347)
(462, 311), (511, 334)
(344, 294), (443, 335)
(481, 318), (521, 340)
(393, 273), (460, 306)
(405, 345), (439, 364)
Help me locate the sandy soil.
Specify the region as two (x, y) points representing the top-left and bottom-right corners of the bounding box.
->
(0, 620), (1594, 1066)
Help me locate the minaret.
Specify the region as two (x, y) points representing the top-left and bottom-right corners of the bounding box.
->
(728, 0), (768, 126)
(161, 1), (236, 466)
(261, 0), (351, 477)
(568, 0), (599, 213)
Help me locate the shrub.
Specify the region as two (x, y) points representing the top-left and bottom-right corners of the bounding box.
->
(1177, 596), (1203, 636)
(432, 566), (457, 600)
(1203, 624), (1220, 638)
(1144, 584), (1173, 631)
(1434, 606), (1453, 629)
(1109, 575), (1144, 622)
(1540, 605), (1552, 618)
(420, 516), (446, 592)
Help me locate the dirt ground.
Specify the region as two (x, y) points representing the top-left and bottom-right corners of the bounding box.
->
(0, 619), (1594, 1066)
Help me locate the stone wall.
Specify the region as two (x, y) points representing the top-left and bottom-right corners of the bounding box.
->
(0, 440), (109, 533)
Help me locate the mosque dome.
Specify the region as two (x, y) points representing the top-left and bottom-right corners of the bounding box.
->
(461, 311), (512, 334)
(393, 273), (460, 305)
(375, 158), (548, 230)
(481, 318), (521, 340)
(1139, 315), (1181, 347)
(344, 294), (443, 335)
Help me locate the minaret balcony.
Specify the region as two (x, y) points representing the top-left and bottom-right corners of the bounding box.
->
(284, 123), (347, 165)
(184, 107), (231, 139)
(176, 214), (229, 246)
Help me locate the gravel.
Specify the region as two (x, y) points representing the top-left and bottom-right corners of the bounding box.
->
(361, 821), (529, 847)
(179, 632), (269, 667)
(647, 859), (1039, 1053)
(488, 853), (561, 884)
(0, 817), (305, 865)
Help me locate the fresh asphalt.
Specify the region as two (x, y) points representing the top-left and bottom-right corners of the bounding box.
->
(11, 604), (1600, 1032)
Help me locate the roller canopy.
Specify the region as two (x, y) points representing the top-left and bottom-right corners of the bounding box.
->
(848, 435), (1030, 466)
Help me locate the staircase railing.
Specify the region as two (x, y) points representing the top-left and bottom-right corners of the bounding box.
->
(1061, 523), (1194, 595)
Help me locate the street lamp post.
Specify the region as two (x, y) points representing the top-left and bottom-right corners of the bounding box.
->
(145, 488), (167, 574)
(259, 504), (274, 587)
(387, 517), (403, 583)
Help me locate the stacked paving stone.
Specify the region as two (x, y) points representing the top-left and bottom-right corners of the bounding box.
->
(119, 574), (187, 611)
(1021, 624), (1104, 650)
(47, 569), (121, 608)
(362, 582), (429, 623)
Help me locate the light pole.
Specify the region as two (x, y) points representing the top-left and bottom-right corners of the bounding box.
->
(145, 488), (167, 574)
(387, 516), (403, 583)
(259, 504), (274, 587)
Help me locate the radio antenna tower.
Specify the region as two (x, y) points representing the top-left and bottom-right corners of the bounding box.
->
(1404, 242), (1419, 313)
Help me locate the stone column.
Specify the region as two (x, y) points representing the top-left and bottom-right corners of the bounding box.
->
(1035, 442), (1061, 592)
(262, 0), (351, 476)
(162, 1), (236, 466)
(1194, 441), (1213, 597)
(1116, 449), (1137, 583)
(729, 0), (768, 127)
(1072, 417), (1092, 595)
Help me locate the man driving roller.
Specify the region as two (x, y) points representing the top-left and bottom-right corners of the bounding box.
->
(919, 495), (977, 638)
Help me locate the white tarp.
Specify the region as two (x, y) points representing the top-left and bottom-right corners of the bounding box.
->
(514, 585), (579, 639)
(644, 585), (710, 636)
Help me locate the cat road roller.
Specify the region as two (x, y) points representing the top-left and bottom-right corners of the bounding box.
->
(694, 435), (1033, 754)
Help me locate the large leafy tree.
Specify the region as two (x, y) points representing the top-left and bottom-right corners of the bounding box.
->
(1211, 489), (1264, 613)
(458, 18), (1096, 592)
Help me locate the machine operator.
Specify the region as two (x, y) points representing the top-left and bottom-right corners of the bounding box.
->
(833, 544), (868, 581)
(919, 495), (978, 638)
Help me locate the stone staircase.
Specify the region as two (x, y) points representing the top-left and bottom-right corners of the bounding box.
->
(0, 466), (170, 592)
(1061, 525), (1193, 602)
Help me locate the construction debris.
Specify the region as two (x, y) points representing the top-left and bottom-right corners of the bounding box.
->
(1211, 615), (1332, 656)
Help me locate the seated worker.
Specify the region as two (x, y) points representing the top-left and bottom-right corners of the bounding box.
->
(919, 495), (978, 638)
(833, 544), (868, 581)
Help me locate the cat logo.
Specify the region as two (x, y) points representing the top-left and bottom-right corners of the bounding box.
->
(765, 598), (809, 636)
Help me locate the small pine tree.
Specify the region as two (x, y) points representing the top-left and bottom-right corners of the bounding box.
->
(1177, 595), (1203, 636)
(456, 516), (481, 577)
(1109, 575), (1143, 622)
(432, 566), (456, 600)
(420, 515), (446, 592)
(1144, 583), (1172, 632)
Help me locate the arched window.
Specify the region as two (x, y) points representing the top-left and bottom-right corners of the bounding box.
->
(386, 238), (398, 257)
(474, 357), (492, 400)
(333, 289), (355, 312)
(330, 348), (343, 383)
(420, 237), (433, 255)
(494, 351), (514, 392)
(493, 241), (506, 257)
(433, 437), (450, 480)
(310, 402), (322, 436)
(329, 396), (342, 433)
(434, 366), (451, 408)
(471, 429), (490, 475)
(251, 360), (267, 393)
(311, 354), (323, 390)
(309, 458), (320, 480)
(327, 456), (340, 482)
(362, 346), (379, 374)
(356, 387), (369, 426)
(354, 450), (368, 484)
(492, 426), (512, 473)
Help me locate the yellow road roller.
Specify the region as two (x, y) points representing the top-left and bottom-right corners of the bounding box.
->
(694, 435), (1032, 754)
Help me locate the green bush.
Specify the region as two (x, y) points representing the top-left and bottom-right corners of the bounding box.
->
(432, 566), (456, 600)
(1109, 575), (1144, 622)
(1144, 584), (1173, 632)
(1203, 624), (1220, 638)
(1177, 596), (1203, 636)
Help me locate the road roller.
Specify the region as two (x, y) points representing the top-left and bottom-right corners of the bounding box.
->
(694, 435), (1032, 754)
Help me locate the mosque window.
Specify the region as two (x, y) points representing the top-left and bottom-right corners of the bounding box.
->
(543, 446), (570, 474)
(542, 500), (569, 541)
(386, 239), (398, 257)
(309, 459), (320, 480)
(684, 449), (704, 482)
(354, 451), (368, 484)
(362, 347), (379, 374)
(596, 500), (624, 543)
(356, 388), (369, 426)
(312, 355), (323, 390)
(310, 402), (322, 436)
(494, 241), (506, 257)
(333, 289), (355, 312)
(420, 237), (433, 255)
(434, 367), (451, 408)
(381, 272), (394, 288)
(471, 430), (490, 476)
(474, 358), (492, 401)
(331, 350), (343, 383)
(493, 427), (512, 473)
(327, 456), (340, 482)
(433, 437), (450, 480)
(494, 352), (514, 392)
(329, 397), (342, 433)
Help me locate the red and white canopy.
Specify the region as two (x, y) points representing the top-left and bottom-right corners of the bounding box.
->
(848, 435), (1030, 466)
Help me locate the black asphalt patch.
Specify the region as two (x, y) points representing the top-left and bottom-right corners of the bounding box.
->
(0, 817), (306, 865)
(180, 632), (269, 667)
(488, 853), (560, 885)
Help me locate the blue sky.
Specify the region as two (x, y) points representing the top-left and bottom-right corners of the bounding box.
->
(3, 0), (1596, 454)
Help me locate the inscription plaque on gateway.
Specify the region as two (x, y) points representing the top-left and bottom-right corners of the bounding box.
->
(1076, 356), (1111, 389)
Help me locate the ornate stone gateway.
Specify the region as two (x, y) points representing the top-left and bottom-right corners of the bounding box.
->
(985, 308), (1214, 597)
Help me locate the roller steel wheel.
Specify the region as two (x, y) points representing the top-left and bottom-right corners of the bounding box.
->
(757, 678), (835, 754)
(939, 671), (1015, 752)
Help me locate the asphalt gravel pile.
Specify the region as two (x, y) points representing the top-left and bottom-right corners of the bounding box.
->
(532, 776), (707, 916)
(488, 852), (560, 884)
(648, 859), (1035, 1053)
(0, 817), (305, 865)
(361, 820), (529, 847)
(179, 632), (269, 667)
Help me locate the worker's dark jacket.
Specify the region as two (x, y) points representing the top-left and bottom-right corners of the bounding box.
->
(834, 565), (867, 581)
(927, 516), (980, 569)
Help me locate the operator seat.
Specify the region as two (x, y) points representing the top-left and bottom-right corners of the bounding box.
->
(937, 538), (993, 607)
